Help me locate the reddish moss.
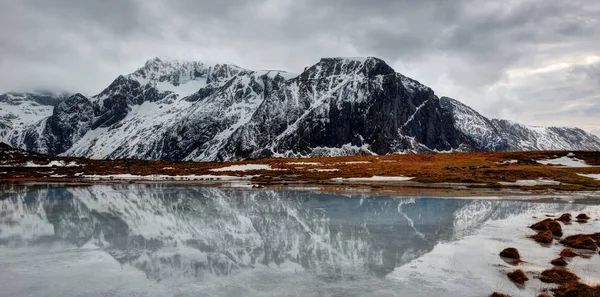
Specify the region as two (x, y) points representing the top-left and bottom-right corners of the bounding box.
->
(540, 268), (579, 284)
(537, 294), (552, 297)
(499, 248), (521, 259)
(551, 257), (568, 267)
(530, 218), (563, 236)
(551, 282), (600, 297)
(530, 230), (554, 244)
(577, 219), (589, 224)
(507, 269), (529, 284)
(560, 234), (598, 251)
(490, 293), (511, 297)
(588, 233), (600, 243)
(560, 248), (579, 258)
(576, 213), (591, 220)
(556, 213), (572, 222)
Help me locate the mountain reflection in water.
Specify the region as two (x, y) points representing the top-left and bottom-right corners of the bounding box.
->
(0, 184), (591, 297)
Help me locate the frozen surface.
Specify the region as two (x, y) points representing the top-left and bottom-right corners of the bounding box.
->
(332, 176), (414, 182)
(1, 185), (599, 297)
(82, 174), (255, 181)
(388, 202), (600, 297)
(287, 162), (323, 166)
(539, 156), (593, 167)
(498, 179), (561, 186)
(210, 164), (284, 172)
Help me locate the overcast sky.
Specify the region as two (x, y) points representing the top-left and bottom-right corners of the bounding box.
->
(1, 0), (599, 135)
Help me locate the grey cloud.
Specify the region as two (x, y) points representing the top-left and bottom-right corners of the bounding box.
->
(0, 0), (598, 135)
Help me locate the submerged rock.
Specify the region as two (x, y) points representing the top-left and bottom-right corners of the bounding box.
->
(499, 248), (521, 259)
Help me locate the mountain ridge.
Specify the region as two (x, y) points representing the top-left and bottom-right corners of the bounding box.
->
(1, 56), (599, 161)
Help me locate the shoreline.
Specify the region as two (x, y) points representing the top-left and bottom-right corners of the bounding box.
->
(3, 149), (600, 193)
(4, 179), (600, 203)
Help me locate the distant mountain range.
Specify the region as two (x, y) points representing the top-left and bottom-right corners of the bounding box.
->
(1, 57), (599, 161)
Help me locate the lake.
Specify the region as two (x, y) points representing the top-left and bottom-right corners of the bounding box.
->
(1, 184), (599, 297)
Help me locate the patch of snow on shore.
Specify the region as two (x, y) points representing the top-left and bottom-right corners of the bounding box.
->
(578, 174), (600, 180)
(310, 169), (340, 172)
(498, 179), (561, 186)
(23, 161), (83, 167)
(210, 164), (285, 172)
(538, 156), (592, 167)
(82, 174), (256, 181)
(286, 162), (323, 166)
(332, 176), (414, 182)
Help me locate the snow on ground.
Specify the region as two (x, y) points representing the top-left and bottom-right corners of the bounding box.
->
(21, 161), (82, 167)
(343, 161), (371, 164)
(498, 179), (561, 186)
(286, 162), (323, 166)
(332, 176), (414, 182)
(82, 174), (256, 181)
(538, 156), (592, 167)
(578, 174), (600, 180)
(309, 169), (340, 172)
(210, 164), (286, 172)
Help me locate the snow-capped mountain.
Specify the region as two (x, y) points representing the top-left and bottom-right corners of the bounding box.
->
(2, 57), (599, 161)
(491, 119), (600, 151)
(0, 92), (68, 153)
(440, 97), (600, 151)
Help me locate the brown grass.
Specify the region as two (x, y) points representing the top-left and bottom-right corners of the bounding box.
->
(507, 269), (529, 284)
(499, 248), (521, 259)
(560, 235), (598, 251)
(540, 268), (580, 284)
(551, 282), (600, 297)
(3, 149), (600, 192)
(588, 233), (600, 243)
(490, 293), (510, 297)
(530, 219), (563, 237)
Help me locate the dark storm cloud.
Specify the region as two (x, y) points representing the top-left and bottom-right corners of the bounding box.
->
(0, 0), (599, 134)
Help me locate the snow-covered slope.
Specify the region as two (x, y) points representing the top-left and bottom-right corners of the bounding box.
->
(439, 97), (508, 151)
(440, 97), (600, 152)
(0, 92), (67, 152)
(2, 57), (599, 160)
(492, 119), (600, 151)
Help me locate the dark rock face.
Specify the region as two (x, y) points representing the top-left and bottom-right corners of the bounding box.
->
(218, 58), (470, 160)
(43, 94), (94, 155)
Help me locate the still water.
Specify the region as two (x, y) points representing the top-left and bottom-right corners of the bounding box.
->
(1, 184), (599, 297)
